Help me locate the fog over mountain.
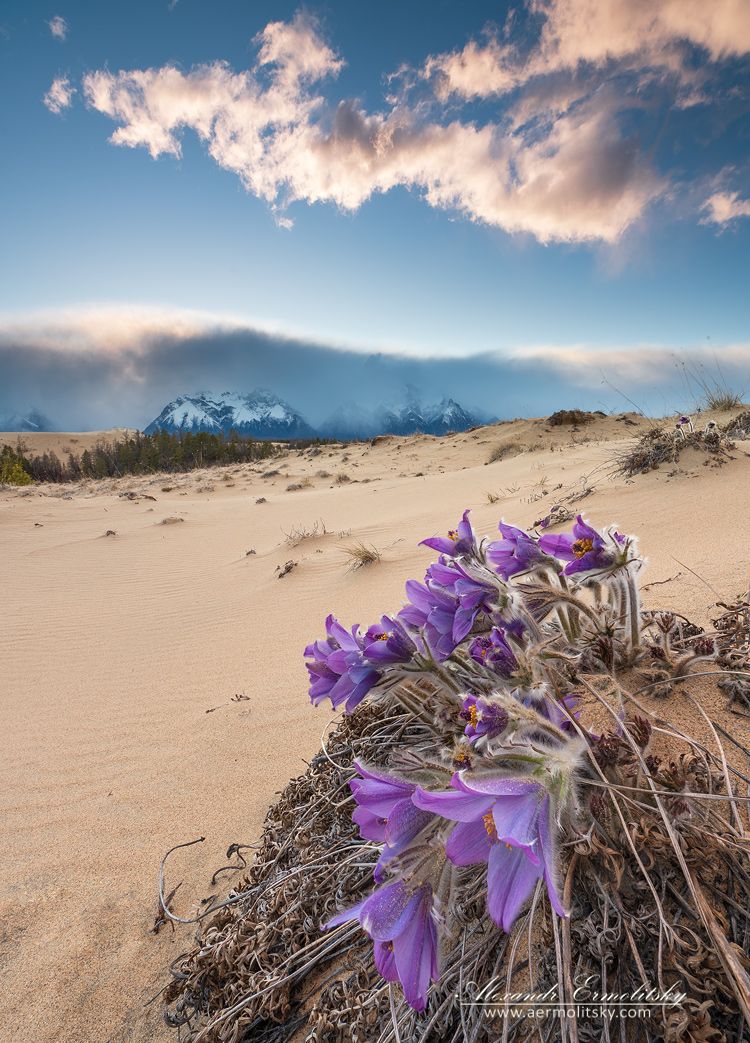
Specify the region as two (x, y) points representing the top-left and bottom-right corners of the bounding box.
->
(143, 389), (482, 439)
(1, 310), (748, 432)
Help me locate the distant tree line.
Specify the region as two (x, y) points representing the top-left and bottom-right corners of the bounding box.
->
(1, 429), (334, 484)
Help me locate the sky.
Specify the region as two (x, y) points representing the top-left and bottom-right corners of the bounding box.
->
(1, 0), (749, 428)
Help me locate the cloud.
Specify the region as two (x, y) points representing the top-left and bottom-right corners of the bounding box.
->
(48, 15), (68, 41)
(43, 75), (75, 114)
(701, 190), (750, 227)
(2, 305), (749, 430)
(79, 12), (669, 244)
(424, 0), (750, 102)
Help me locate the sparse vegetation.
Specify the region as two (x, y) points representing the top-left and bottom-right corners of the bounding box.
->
(286, 479), (312, 492)
(488, 441), (523, 463)
(614, 424), (733, 477)
(724, 410), (750, 438)
(0, 448), (33, 485)
(1, 430), (281, 484)
(335, 472), (351, 484)
(547, 408), (598, 426)
(343, 540), (381, 570)
(676, 357), (745, 412)
(283, 519), (328, 545)
(486, 491), (500, 504)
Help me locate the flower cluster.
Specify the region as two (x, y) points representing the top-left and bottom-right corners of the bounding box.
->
(305, 511), (643, 1010)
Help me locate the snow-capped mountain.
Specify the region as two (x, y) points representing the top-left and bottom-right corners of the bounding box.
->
(373, 397), (478, 437)
(145, 390), (482, 441)
(144, 390), (316, 439)
(0, 408), (54, 432)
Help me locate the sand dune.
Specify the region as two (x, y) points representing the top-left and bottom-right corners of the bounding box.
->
(1, 412), (749, 1042)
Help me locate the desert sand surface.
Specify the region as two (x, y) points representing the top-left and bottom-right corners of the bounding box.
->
(2, 411), (749, 1043)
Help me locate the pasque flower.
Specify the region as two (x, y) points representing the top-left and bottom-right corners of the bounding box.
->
(399, 578), (461, 660)
(538, 515), (614, 575)
(420, 508), (477, 557)
(487, 522), (551, 579)
(523, 689), (580, 734)
(460, 694), (509, 742)
(326, 880), (439, 1011)
(469, 628), (518, 678)
(304, 615), (382, 713)
(349, 762), (433, 881)
(413, 774), (566, 931)
(364, 615), (421, 665)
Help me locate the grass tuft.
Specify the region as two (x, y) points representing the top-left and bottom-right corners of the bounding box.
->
(343, 541), (381, 570)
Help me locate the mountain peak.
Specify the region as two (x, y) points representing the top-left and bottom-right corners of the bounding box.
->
(144, 390), (316, 439)
(0, 408), (54, 432)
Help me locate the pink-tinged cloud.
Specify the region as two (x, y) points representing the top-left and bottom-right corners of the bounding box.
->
(48, 15), (68, 41)
(81, 12), (664, 244)
(424, 0), (750, 102)
(43, 76), (75, 114)
(701, 190), (750, 228)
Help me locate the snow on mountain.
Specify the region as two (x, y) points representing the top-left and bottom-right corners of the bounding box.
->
(146, 390), (482, 441)
(144, 391), (316, 439)
(0, 408), (54, 432)
(371, 397), (478, 437)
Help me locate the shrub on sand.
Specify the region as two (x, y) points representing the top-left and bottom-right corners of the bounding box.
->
(547, 408), (599, 426)
(343, 541), (381, 570)
(164, 510), (750, 1041)
(615, 419), (732, 476)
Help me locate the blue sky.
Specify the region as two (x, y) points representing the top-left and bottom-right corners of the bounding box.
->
(1, 1), (749, 425)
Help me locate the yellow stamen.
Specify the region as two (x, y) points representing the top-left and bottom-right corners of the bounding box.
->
(483, 812), (497, 840)
(469, 704), (479, 728)
(453, 745), (471, 765)
(375, 632), (390, 641)
(572, 537), (594, 558)
(447, 529), (459, 540)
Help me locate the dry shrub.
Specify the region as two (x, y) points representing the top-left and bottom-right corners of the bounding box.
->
(614, 425), (733, 477)
(547, 409), (599, 426)
(343, 541), (381, 570)
(162, 588), (750, 1043)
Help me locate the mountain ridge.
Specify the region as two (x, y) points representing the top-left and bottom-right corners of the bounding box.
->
(145, 390), (482, 440)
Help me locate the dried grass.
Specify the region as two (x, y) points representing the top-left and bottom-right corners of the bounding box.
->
(613, 425), (734, 477)
(343, 541), (382, 570)
(162, 595), (750, 1043)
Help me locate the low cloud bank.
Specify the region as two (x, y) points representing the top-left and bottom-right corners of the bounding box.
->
(2, 309), (749, 431)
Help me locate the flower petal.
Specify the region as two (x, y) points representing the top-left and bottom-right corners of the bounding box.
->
(445, 818), (493, 865)
(412, 786), (494, 822)
(361, 881), (415, 941)
(393, 888), (437, 1011)
(486, 844), (541, 931)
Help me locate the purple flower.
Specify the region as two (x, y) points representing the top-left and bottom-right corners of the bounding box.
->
(349, 762), (433, 881)
(487, 522), (550, 579)
(538, 515), (614, 576)
(364, 615), (421, 665)
(420, 509), (477, 557)
(413, 774), (566, 931)
(469, 628), (518, 678)
(523, 689), (580, 734)
(304, 615), (382, 713)
(460, 694), (509, 742)
(428, 558), (500, 639)
(326, 880), (439, 1011)
(399, 578), (461, 660)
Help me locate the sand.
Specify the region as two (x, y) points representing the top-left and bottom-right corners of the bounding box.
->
(1, 411), (749, 1043)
